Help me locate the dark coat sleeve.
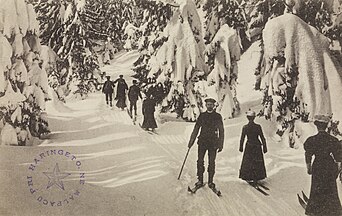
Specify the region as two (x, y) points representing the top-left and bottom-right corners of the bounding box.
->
(304, 137), (314, 164)
(332, 138), (342, 162)
(239, 126), (246, 151)
(218, 114), (224, 149)
(259, 125), (266, 146)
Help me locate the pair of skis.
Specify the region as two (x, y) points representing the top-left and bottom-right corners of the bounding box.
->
(187, 184), (222, 197)
(297, 191), (309, 210)
(246, 181), (269, 196)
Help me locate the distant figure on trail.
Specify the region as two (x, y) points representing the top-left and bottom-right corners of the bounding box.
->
(102, 76), (115, 107)
(239, 110), (267, 185)
(128, 80), (142, 116)
(188, 98), (224, 190)
(141, 94), (157, 132)
(114, 75), (128, 110)
(303, 114), (342, 216)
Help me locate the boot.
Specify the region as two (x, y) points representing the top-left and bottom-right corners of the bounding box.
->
(208, 182), (216, 189)
(208, 173), (214, 184)
(195, 176), (203, 187)
(208, 173), (216, 189)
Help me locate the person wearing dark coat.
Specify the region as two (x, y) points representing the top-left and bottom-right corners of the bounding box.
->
(239, 110), (267, 184)
(304, 114), (342, 216)
(114, 75), (128, 110)
(188, 98), (224, 189)
(102, 76), (115, 107)
(141, 94), (157, 131)
(128, 80), (142, 116)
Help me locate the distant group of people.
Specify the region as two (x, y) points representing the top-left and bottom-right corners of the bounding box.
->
(101, 74), (158, 131)
(187, 97), (341, 216)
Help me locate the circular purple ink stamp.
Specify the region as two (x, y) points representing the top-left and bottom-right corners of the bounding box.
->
(26, 149), (85, 207)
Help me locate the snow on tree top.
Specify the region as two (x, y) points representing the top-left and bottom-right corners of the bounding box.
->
(75, 0), (86, 12)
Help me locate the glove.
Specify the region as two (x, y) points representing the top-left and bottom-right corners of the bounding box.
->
(218, 147), (223, 153)
(239, 147), (243, 152)
(263, 146), (268, 154)
(188, 141), (194, 149)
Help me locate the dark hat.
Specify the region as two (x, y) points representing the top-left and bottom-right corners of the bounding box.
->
(314, 114), (330, 123)
(132, 79), (137, 83)
(119, 74), (123, 77)
(204, 97), (216, 103)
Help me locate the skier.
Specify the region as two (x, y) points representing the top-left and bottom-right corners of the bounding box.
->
(141, 94), (157, 132)
(303, 114), (342, 216)
(102, 76), (115, 107)
(128, 80), (142, 117)
(239, 110), (267, 185)
(114, 75), (128, 110)
(188, 98), (224, 190)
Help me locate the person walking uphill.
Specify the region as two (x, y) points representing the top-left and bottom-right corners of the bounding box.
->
(239, 110), (267, 185)
(114, 75), (128, 110)
(102, 76), (115, 107)
(303, 114), (342, 216)
(188, 98), (224, 190)
(128, 80), (142, 116)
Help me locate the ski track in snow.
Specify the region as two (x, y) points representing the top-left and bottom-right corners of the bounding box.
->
(4, 49), (339, 216)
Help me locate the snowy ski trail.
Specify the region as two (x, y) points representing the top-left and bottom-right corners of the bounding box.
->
(0, 49), (341, 216)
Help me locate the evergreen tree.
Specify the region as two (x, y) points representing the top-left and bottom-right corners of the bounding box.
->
(0, 0), (50, 146)
(132, 0), (173, 81)
(34, 0), (100, 99)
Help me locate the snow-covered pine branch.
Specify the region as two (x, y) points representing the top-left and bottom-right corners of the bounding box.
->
(205, 24), (241, 120)
(0, 0), (50, 146)
(262, 13), (342, 147)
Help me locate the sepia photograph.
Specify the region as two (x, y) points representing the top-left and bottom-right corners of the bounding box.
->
(0, 0), (342, 215)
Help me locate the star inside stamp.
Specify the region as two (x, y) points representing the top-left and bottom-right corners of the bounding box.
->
(26, 149), (85, 207)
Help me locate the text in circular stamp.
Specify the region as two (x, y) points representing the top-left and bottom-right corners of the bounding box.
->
(26, 149), (85, 207)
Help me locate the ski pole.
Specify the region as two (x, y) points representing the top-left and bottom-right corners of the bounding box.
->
(177, 147), (191, 180)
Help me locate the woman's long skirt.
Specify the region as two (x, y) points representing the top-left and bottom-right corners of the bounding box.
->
(239, 142), (267, 181)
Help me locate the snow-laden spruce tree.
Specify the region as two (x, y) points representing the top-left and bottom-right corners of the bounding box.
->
(139, 0), (207, 121)
(131, 0), (173, 84)
(0, 0), (50, 146)
(261, 13), (342, 147)
(34, 0), (99, 100)
(84, 0), (134, 63)
(202, 0), (247, 119)
(204, 24), (241, 120)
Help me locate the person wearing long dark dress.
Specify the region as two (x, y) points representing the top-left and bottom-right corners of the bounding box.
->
(114, 75), (128, 110)
(304, 114), (342, 216)
(141, 94), (157, 132)
(239, 110), (267, 184)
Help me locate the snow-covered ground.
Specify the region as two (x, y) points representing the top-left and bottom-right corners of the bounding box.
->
(0, 48), (341, 216)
